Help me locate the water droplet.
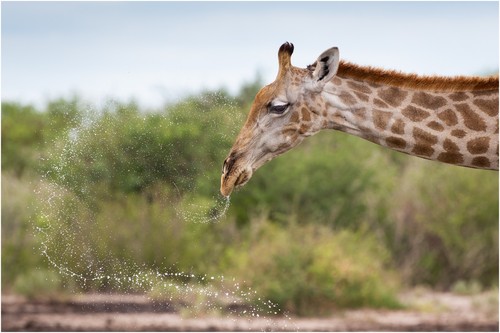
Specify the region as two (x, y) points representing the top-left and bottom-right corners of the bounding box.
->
(30, 97), (295, 331)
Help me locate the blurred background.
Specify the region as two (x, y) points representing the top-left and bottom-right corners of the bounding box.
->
(2, 1), (498, 318)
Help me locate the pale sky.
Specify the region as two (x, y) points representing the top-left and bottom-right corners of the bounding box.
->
(2, 1), (499, 108)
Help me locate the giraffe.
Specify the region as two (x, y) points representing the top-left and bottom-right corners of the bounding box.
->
(220, 42), (499, 197)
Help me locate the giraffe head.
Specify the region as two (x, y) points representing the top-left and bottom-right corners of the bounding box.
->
(221, 42), (340, 196)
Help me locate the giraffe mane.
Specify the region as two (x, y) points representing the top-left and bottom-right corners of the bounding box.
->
(337, 60), (499, 92)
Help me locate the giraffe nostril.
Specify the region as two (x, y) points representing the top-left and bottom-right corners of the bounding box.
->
(222, 155), (236, 177)
(222, 159), (228, 175)
(222, 150), (243, 180)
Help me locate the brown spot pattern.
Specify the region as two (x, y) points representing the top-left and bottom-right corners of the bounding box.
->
(437, 109), (458, 126)
(339, 92), (357, 105)
(290, 111), (300, 123)
(347, 81), (373, 94)
(437, 152), (464, 164)
(443, 138), (459, 152)
(374, 98), (390, 108)
(412, 144), (434, 157)
(451, 129), (466, 138)
(471, 156), (490, 168)
(401, 105), (431, 122)
(427, 121), (444, 132)
(386, 137), (406, 149)
(301, 107), (311, 122)
(353, 91), (369, 102)
(473, 99), (498, 117)
(282, 128), (298, 138)
(467, 137), (490, 154)
(353, 108), (367, 121)
(378, 87), (408, 108)
(473, 90), (497, 97)
(413, 127), (438, 146)
(411, 92), (447, 109)
(391, 119), (405, 134)
(455, 103), (487, 131)
(276, 142), (291, 153)
(299, 122), (311, 135)
(373, 110), (392, 130)
(449, 92), (468, 102)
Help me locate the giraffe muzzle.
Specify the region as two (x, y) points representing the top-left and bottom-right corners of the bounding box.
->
(220, 154), (253, 197)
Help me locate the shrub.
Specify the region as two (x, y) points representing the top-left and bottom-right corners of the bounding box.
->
(13, 269), (63, 299)
(390, 159), (499, 288)
(3, 92), (498, 311)
(2, 172), (48, 289)
(226, 219), (401, 316)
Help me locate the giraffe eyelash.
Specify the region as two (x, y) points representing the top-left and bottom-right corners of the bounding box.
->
(268, 102), (290, 115)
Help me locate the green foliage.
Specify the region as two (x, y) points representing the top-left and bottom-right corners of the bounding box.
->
(2, 103), (45, 176)
(14, 269), (63, 299)
(2, 85), (498, 313)
(1, 172), (48, 288)
(2, 98), (84, 177)
(225, 220), (401, 315)
(390, 159), (499, 288)
(38, 92), (239, 200)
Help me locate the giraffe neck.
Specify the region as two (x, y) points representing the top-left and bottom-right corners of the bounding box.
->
(317, 75), (499, 170)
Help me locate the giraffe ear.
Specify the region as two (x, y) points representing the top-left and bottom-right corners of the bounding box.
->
(310, 47), (339, 84)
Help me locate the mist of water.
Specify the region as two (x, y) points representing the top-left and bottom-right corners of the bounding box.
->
(32, 95), (297, 331)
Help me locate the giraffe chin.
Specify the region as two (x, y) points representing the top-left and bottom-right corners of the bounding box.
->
(220, 168), (253, 197)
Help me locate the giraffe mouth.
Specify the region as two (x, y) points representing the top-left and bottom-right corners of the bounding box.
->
(220, 166), (253, 197)
(220, 149), (279, 197)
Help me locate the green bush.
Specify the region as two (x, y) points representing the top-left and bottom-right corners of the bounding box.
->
(2, 172), (48, 289)
(39, 92), (239, 200)
(225, 219), (401, 315)
(390, 159), (498, 288)
(2, 88), (498, 314)
(2, 103), (45, 176)
(14, 268), (63, 299)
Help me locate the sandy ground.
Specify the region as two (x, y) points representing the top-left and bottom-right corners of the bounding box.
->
(2, 291), (498, 331)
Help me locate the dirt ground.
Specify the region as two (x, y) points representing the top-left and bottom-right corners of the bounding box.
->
(2, 290), (498, 331)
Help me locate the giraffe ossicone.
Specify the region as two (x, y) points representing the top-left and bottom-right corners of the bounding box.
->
(220, 42), (499, 197)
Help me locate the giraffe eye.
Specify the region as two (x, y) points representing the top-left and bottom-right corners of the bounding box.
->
(269, 103), (290, 114)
